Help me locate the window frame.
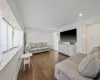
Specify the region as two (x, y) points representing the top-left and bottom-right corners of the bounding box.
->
(1, 18), (23, 53)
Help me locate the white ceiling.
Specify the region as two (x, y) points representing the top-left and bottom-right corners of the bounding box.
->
(6, 0), (100, 30)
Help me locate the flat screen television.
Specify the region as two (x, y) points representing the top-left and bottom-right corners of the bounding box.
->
(60, 29), (77, 42)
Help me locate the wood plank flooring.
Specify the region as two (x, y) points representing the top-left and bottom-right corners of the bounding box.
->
(17, 50), (69, 80)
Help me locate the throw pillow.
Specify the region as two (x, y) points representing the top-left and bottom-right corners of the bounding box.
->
(78, 52), (100, 78)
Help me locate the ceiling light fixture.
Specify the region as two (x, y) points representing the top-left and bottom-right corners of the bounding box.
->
(79, 13), (83, 16)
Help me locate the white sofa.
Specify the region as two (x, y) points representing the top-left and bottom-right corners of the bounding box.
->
(55, 46), (100, 80)
(28, 42), (50, 54)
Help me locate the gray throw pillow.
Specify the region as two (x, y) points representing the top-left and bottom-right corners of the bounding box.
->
(30, 43), (37, 48)
(78, 52), (100, 78)
(41, 42), (47, 47)
(36, 43), (42, 48)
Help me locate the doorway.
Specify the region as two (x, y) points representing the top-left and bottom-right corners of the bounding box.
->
(85, 23), (100, 54)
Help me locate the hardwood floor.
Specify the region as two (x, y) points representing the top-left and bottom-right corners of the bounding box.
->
(17, 50), (69, 80)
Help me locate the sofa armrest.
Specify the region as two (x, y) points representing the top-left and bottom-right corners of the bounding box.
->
(26, 46), (31, 50)
(77, 52), (86, 54)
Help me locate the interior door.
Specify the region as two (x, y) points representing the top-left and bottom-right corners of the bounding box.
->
(86, 23), (100, 54)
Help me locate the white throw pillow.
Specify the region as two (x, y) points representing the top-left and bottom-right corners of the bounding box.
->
(78, 52), (100, 78)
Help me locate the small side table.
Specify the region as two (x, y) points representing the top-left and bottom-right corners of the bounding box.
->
(20, 53), (32, 70)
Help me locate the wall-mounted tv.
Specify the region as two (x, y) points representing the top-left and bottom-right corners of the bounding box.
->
(60, 29), (77, 42)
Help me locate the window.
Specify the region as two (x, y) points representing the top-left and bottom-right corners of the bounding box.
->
(19, 31), (23, 46)
(1, 19), (8, 53)
(0, 19), (23, 54)
(13, 29), (20, 47)
(8, 25), (13, 49)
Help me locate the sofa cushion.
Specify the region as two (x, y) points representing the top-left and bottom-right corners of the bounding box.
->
(78, 52), (100, 78)
(90, 46), (100, 54)
(36, 43), (42, 48)
(69, 54), (86, 64)
(30, 43), (37, 48)
(55, 59), (79, 80)
(41, 42), (47, 47)
(36, 47), (49, 51)
(41, 47), (49, 49)
(29, 48), (38, 52)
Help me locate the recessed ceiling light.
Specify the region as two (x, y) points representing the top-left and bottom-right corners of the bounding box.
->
(79, 13), (83, 16)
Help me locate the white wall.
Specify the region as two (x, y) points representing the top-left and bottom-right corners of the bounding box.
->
(26, 28), (53, 48)
(53, 15), (100, 53)
(52, 23), (84, 53)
